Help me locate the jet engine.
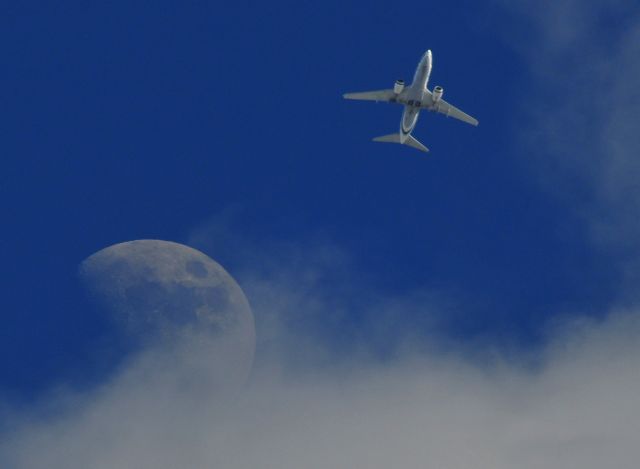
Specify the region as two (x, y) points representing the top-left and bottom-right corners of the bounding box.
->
(393, 79), (405, 94)
(432, 85), (444, 102)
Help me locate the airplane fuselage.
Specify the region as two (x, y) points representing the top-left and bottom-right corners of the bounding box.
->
(398, 50), (432, 143)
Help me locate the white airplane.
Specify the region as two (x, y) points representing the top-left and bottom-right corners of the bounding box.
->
(343, 50), (478, 152)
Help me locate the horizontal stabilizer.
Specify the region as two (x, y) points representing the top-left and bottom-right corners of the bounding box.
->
(372, 133), (429, 153)
(372, 133), (401, 143)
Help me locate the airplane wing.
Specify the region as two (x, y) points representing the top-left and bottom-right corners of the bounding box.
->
(343, 89), (396, 102)
(422, 95), (478, 126)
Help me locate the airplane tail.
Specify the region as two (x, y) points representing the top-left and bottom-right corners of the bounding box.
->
(372, 133), (429, 153)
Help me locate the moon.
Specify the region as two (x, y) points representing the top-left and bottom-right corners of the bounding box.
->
(79, 239), (256, 389)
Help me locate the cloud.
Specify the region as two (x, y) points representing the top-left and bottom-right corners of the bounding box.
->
(499, 1), (640, 283)
(2, 237), (640, 469)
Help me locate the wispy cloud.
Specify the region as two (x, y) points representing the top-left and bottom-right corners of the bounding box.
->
(500, 0), (640, 286)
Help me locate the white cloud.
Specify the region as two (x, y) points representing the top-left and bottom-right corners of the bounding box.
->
(2, 247), (640, 469)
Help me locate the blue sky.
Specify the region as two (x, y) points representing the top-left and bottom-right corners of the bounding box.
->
(1, 0), (637, 413)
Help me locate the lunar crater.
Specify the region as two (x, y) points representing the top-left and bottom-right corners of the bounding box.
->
(186, 259), (208, 278)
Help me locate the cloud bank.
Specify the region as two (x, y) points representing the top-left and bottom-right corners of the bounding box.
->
(2, 238), (640, 469)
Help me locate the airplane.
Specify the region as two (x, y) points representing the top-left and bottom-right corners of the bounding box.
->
(343, 50), (478, 153)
